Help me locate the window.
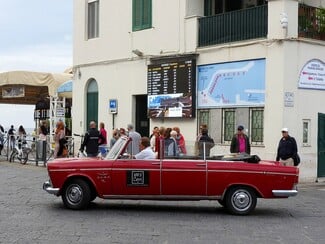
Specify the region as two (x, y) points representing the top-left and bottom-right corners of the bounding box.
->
(250, 108), (264, 144)
(204, 0), (267, 16)
(223, 109), (235, 142)
(133, 0), (152, 31)
(303, 120), (311, 146)
(87, 0), (99, 39)
(198, 110), (210, 130)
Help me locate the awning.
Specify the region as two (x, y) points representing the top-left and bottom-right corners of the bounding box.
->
(0, 71), (73, 104)
(57, 80), (73, 98)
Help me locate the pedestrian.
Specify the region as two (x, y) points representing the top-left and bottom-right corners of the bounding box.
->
(99, 122), (107, 145)
(53, 121), (66, 158)
(38, 125), (48, 141)
(150, 126), (159, 150)
(155, 126), (165, 159)
(110, 128), (120, 148)
(276, 128), (298, 166)
(119, 128), (127, 136)
(198, 128), (215, 157)
(17, 125), (26, 137)
(80, 121), (105, 157)
(173, 126), (187, 155)
(164, 128), (178, 157)
(134, 137), (156, 159)
(8, 125), (16, 149)
(230, 125), (251, 154)
(195, 124), (208, 155)
(127, 124), (141, 155)
(149, 126), (159, 140)
(0, 125), (4, 155)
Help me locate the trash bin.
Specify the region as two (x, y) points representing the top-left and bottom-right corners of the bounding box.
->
(36, 140), (47, 163)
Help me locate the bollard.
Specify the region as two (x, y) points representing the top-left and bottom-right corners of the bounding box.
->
(36, 140), (47, 166)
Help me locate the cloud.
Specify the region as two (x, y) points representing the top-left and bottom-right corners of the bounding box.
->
(0, 42), (72, 73)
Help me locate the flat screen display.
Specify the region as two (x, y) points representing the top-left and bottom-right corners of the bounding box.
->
(147, 59), (196, 118)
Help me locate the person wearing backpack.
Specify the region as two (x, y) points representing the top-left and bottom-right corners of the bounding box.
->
(276, 128), (298, 166)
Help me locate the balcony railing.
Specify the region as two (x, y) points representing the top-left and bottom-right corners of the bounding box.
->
(298, 4), (325, 41)
(198, 5), (268, 47)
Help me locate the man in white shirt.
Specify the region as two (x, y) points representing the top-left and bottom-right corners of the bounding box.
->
(134, 137), (156, 160)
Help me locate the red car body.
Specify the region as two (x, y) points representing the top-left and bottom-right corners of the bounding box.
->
(43, 136), (299, 215)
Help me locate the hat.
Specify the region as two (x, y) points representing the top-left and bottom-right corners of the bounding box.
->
(281, 128), (289, 132)
(237, 125), (244, 131)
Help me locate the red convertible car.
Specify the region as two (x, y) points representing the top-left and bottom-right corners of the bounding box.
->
(43, 136), (299, 215)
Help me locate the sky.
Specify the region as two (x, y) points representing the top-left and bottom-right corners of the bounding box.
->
(0, 0), (73, 129)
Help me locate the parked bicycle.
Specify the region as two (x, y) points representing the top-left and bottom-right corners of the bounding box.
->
(9, 136), (31, 164)
(0, 133), (9, 158)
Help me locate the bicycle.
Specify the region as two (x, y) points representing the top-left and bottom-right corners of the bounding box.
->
(0, 133), (9, 159)
(65, 136), (75, 157)
(9, 136), (31, 164)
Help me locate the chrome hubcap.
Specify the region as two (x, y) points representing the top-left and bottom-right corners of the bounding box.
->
(232, 190), (251, 211)
(67, 185), (83, 204)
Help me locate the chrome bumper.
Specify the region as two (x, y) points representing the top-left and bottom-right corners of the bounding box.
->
(43, 180), (60, 196)
(272, 189), (298, 197)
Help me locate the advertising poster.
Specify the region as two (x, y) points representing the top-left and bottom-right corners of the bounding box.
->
(197, 59), (265, 108)
(147, 59), (196, 118)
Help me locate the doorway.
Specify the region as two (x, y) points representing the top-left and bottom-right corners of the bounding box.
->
(86, 79), (98, 129)
(317, 113), (325, 178)
(135, 95), (149, 137)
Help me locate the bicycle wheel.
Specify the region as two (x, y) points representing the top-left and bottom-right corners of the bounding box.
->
(1, 141), (8, 158)
(20, 149), (29, 164)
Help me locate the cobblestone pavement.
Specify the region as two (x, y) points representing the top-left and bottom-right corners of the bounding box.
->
(1, 160), (325, 244)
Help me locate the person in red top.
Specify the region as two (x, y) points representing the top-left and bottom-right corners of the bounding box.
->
(173, 126), (187, 155)
(99, 122), (107, 145)
(155, 126), (165, 159)
(230, 125), (250, 154)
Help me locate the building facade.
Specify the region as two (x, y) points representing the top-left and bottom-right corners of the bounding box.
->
(73, 0), (325, 182)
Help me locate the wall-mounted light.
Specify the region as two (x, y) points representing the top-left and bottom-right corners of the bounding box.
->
(280, 13), (288, 29)
(132, 49), (143, 57)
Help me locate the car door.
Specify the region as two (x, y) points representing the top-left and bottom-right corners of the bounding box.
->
(110, 158), (161, 196)
(161, 159), (207, 196)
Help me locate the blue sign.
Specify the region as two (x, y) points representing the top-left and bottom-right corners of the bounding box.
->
(109, 99), (118, 114)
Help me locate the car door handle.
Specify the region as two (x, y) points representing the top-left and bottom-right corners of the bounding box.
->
(196, 163), (206, 166)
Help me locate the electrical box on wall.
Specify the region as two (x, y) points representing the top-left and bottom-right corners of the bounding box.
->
(109, 99), (118, 114)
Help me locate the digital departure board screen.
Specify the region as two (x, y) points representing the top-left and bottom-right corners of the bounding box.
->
(147, 59), (196, 118)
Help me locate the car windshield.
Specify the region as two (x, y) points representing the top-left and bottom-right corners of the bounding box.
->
(105, 136), (128, 159)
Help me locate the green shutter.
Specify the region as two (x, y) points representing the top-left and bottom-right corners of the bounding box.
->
(133, 0), (152, 31)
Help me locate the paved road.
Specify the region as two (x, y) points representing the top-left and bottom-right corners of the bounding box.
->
(0, 160), (325, 244)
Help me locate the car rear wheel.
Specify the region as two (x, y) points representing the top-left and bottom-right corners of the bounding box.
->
(62, 179), (91, 210)
(225, 186), (257, 215)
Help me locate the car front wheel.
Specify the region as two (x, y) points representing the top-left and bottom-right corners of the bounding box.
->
(225, 186), (257, 215)
(62, 179), (91, 210)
